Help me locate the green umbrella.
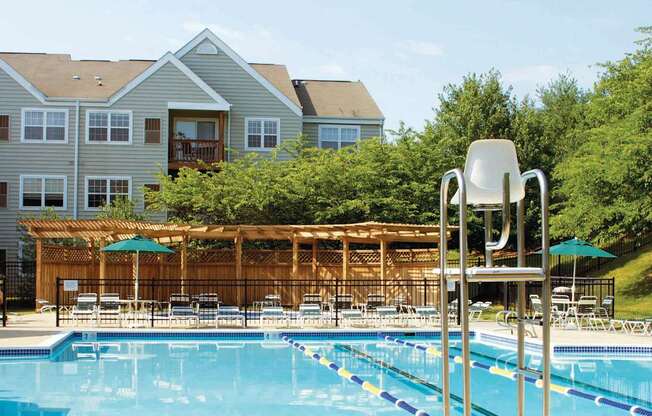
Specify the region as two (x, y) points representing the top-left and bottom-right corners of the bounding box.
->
(102, 235), (174, 301)
(545, 238), (616, 302)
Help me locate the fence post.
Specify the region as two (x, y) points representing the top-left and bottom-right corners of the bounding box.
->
(244, 277), (248, 328)
(2, 276), (6, 327)
(150, 278), (155, 328)
(423, 278), (427, 306)
(55, 276), (60, 328)
(335, 277), (339, 328)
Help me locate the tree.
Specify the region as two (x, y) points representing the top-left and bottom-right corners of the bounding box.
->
(96, 197), (145, 221)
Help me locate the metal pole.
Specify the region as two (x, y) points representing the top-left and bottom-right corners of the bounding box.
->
(2, 277), (6, 327)
(440, 168), (469, 416)
(150, 278), (155, 328)
(55, 277), (60, 328)
(244, 278), (248, 328)
(335, 277), (340, 328)
(522, 169), (550, 416)
(516, 193), (526, 416)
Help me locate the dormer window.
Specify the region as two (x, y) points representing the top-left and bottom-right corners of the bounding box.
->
(196, 42), (218, 55)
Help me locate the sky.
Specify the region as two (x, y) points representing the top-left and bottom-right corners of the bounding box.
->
(1, 0), (649, 132)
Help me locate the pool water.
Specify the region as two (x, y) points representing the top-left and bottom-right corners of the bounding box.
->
(0, 336), (649, 416)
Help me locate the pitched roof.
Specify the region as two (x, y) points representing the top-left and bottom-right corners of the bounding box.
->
(294, 80), (384, 119)
(249, 63), (301, 108)
(0, 53), (153, 99)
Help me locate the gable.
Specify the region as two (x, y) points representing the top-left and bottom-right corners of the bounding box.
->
(175, 30), (302, 116)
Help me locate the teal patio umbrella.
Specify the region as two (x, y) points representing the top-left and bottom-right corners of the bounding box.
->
(547, 238), (616, 302)
(102, 235), (174, 301)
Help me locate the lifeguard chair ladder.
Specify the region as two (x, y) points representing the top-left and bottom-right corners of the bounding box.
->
(438, 139), (551, 416)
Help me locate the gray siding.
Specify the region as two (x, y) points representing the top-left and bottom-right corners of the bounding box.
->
(0, 68), (76, 260)
(77, 62), (216, 219)
(302, 122), (382, 148)
(180, 43), (302, 160)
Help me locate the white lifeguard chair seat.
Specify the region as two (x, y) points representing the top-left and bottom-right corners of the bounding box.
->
(432, 266), (545, 283)
(451, 139), (526, 205)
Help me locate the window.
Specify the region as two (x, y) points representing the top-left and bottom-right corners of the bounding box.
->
(19, 175), (66, 210)
(174, 119), (216, 139)
(245, 118), (279, 150)
(144, 118), (161, 144)
(318, 125), (361, 149)
(21, 109), (68, 143)
(0, 115), (8, 141)
(144, 183), (160, 209)
(85, 176), (131, 209)
(86, 111), (132, 143)
(0, 182), (6, 208)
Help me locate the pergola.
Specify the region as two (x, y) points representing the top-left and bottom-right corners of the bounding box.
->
(20, 219), (450, 287)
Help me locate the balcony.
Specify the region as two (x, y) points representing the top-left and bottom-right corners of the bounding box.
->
(169, 137), (225, 170)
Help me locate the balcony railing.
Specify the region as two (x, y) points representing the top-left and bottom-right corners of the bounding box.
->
(169, 137), (224, 167)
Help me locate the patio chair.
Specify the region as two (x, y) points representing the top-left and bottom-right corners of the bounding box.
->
(469, 301), (491, 321)
(98, 293), (122, 327)
(264, 294), (281, 307)
(260, 306), (287, 327)
(197, 293), (220, 327)
(569, 296), (597, 330)
(375, 306), (401, 327)
(71, 293), (98, 326)
(529, 296), (544, 320)
(340, 308), (366, 327)
(297, 304), (324, 327)
(302, 293), (322, 308)
(412, 306), (440, 327)
(36, 298), (56, 313)
(168, 293), (198, 328)
(366, 293), (385, 312)
(216, 305), (244, 327)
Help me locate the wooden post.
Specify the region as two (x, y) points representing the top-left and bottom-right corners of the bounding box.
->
(98, 238), (106, 295)
(218, 112), (226, 161)
(35, 239), (42, 308)
(342, 238), (349, 281)
(234, 230), (242, 305)
(292, 235), (299, 279)
(312, 239), (318, 279)
(380, 239), (387, 297)
(180, 236), (188, 294)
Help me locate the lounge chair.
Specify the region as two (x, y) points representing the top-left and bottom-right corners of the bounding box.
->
(340, 308), (365, 327)
(568, 296), (597, 330)
(216, 306), (244, 327)
(71, 293), (98, 326)
(197, 293), (220, 327)
(36, 298), (56, 313)
(168, 293), (198, 327)
(366, 293), (385, 312)
(469, 301), (491, 321)
(412, 306), (440, 327)
(297, 303), (324, 327)
(374, 306), (401, 327)
(302, 293), (323, 308)
(98, 293), (122, 327)
(260, 306), (287, 327)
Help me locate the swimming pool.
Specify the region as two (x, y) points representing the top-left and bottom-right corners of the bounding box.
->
(0, 333), (649, 416)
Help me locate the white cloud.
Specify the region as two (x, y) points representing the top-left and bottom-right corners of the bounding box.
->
(401, 40), (444, 57)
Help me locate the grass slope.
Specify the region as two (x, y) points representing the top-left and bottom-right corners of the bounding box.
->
(595, 244), (652, 319)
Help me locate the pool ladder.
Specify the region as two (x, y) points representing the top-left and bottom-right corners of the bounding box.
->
(439, 169), (551, 416)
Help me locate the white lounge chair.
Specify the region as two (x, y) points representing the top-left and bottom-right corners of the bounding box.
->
(197, 293), (220, 327)
(412, 306), (440, 327)
(98, 293), (122, 327)
(216, 306), (244, 327)
(340, 309), (365, 327)
(36, 298), (56, 313)
(71, 293), (98, 326)
(297, 304), (323, 327)
(168, 293), (198, 327)
(260, 306), (287, 327)
(375, 306), (401, 327)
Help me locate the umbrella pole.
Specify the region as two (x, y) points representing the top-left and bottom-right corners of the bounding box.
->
(571, 256), (577, 303)
(135, 250), (139, 303)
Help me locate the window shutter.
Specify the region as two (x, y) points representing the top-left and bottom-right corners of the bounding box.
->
(145, 118), (161, 144)
(0, 182), (7, 208)
(0, 115), (9, 141)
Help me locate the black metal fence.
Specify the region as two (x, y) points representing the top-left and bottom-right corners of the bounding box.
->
(0, 261), (36, 310)
(1, 277), (6, 327)
(54, 277), (443, 327)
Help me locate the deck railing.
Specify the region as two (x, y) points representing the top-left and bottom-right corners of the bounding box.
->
(169, 137), (224, 165)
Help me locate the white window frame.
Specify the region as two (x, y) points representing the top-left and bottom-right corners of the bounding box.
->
(244, 117), (281, 151)
(19, 174), (67, 211)
(85, 110), (133, 144)
(20, 108), (69, 143)
(84, 176), (132, 211)
(318, 125), (361, 149)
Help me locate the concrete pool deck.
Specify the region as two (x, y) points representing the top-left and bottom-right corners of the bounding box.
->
(0, 312), (650, 351)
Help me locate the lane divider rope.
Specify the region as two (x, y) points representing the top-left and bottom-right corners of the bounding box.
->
(382, 335), (652, 416)
(282, 336), (431, 416)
